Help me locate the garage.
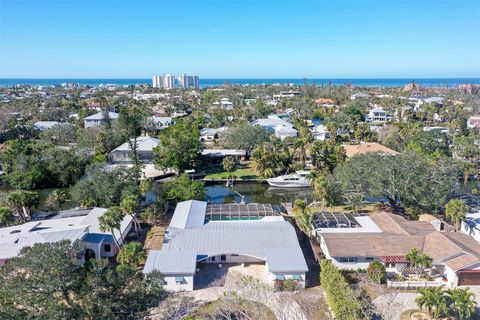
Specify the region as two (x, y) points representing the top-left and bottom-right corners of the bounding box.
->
(458, 270), (480, 286)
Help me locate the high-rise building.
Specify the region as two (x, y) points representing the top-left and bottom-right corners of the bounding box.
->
(152, 73), (199, 89)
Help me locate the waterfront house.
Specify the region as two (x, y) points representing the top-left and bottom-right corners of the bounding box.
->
(315, 211), (480, 287)
(251, 117), (298, 140)
(143, 201), (308, 291)
(342, 142), (399, 157)
(108, 135), (159, 164)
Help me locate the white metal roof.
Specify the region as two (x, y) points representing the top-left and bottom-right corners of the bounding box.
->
(143, 250), (197, 275)
(110, 136), (160, 152)
(265, 247), (308, 273)
(84, 111), (119, 121)
(169, 200), (207, 229)
(0, 207), (132, 260)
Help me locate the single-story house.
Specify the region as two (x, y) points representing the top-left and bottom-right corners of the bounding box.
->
(201, 149), (246, 160)
(0, 207), (133, 266)
(342, 142), (399, 158)
(315, 211), (480, 287)
(467, 116), (480, 131)
(350, 92), (370, 100)
(33, 121), (72, 131)
(108, 135), (159, 164)
(251, 117), (298, 140)
(143, 201), (308, 291)
(84, 111), (119, 128)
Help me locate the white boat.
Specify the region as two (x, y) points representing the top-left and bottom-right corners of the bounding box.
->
(266, 171), (311, 188)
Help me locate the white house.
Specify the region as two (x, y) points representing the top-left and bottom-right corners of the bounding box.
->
(365, 107), (393, 123)
(146, 116), (173, 131)
(84, 111), (119, 128)
(213, 98), (233, 110)
(350, 92), (370, 100)
(467, 116), (480, 131)
(143, 201), (308, 291)
(108, 136), (159, 164)
(0, 207), (133, 266)
(311, 125), (329, 141)
(251, 117), (298, 140)
(33, 121), (71, 131)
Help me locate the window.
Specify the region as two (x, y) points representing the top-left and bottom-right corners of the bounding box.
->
(276, 275), (286, 280)
(231, 254), (239, 257)
(339, 257), (357, 263)
(175, 277), (185, 284)
(221, 255), (226, 262)
(211, 256), (216, 262)
(366, 257), (374, 262)
(104, 244), (111, 253)
(292, 275), (301, 280)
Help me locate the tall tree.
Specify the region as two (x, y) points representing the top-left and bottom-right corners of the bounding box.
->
(98, 206), (125, 248)
(154, 122), (201, 172)
(7, 190), (39, 221)
(120, 195), (141, 238)
(447, 288), (477, 320)
(116, 241), (146, 269)
(445, 199), (469, 232)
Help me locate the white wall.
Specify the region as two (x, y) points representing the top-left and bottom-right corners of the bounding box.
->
(163, 274), (194, 291)
(202, 254), (264, 264)
(461, 221), (480, 243)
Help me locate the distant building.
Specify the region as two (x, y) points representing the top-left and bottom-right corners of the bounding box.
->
(179, 74), (200, 89)
(83, 111), (119, 128)
(342, 142), (399, 158)
(365, 107), (392, 123)
(33, 121), (71, 131)
(213, 98), (233, 110)
(467, 116), (480, 131)
(108, 136), (159, 164)
(350, 92), (370, 100)
(252, 117), (298, 140)
(153, 73), (199, 89)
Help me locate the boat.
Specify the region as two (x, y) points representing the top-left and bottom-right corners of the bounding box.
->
(266, 171), (311, 188)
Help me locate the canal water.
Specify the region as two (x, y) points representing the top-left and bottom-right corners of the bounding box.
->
(204, 181), (313, 205)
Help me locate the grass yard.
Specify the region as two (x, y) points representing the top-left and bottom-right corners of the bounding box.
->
(204, 161), (259, 180)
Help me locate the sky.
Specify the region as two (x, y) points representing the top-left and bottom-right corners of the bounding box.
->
(0, 0), (479, 78)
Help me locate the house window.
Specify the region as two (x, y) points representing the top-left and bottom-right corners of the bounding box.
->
(211, 256), (216, 262)
(276, 275), (286, 280)
(104, 244), (111, 253)
(366, 257), (374, 262)
(340, 257), (357, 263)
(292, 275), (301, 280)
(175, 277), (186, 284)
(231, 254), (239, 257)
(221, 255), (226, 262)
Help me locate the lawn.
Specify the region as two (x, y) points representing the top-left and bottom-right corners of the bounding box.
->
(204, 161), (259, 180)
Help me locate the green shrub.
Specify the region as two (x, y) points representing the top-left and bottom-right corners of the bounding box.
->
(320, 260), (365, 320)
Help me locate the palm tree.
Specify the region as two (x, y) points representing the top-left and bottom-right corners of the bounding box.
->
(116, 241), (146, 269)
(447, 288), (477, 320)
(293, 138), (307, 168)
(307, 169), (320, 189)
(416, 253), (433, 276)
(445, 199), (469, 232)
(46, 189), (69, 210)
(293, 199), (313, 237)
(222, 156), (236, 179)
(98, 206), (125, 249)
(416, 287), (448, 319)
(120, 196), (141, 238)
(406, 247), (420, 266)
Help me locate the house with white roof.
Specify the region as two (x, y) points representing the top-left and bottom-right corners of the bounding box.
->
(84, 111), (119, 128)
(0, 207), (132, 266)
(108, 136), (159, 164)
(143, 201), (308, 291)
(33, 121), (72, 131)
(311, 125), (329, 141)
(146, 116), (173, 132)
(350, 92), (370, 100)
(251, 117), (298, 140)
(213, 98), (233, 110)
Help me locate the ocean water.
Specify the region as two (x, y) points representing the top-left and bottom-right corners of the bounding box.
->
(1, 78), (479, 88)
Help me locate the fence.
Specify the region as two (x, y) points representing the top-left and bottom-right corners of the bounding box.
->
(387, 280), (446, 289)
